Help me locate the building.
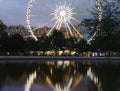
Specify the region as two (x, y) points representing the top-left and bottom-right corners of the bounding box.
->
(4, 25), (84, 40)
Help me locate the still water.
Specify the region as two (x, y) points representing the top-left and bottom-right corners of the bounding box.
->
(0, 61), (120, 91)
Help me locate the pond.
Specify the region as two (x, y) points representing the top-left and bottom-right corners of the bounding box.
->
(0, 60), (120, 91)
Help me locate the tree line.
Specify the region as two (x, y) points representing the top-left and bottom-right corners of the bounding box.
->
(0, 25), (89, 55)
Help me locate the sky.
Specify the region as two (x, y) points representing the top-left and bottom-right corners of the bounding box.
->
(0, 0), (28, 26)
(0, 0), (94, 27)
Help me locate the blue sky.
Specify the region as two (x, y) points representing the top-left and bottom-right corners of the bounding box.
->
(0, 0), (94, 26)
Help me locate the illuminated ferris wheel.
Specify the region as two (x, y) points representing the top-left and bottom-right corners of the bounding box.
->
(26, 0), (102, 42)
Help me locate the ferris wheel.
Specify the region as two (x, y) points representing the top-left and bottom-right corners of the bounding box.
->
(26, 0), (102, 42)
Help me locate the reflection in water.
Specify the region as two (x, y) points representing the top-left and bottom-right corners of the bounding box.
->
(0, 61), (120, 91)
(87, 67), (102, 91)
(24, 61), (102, 91)
(25, 71), (37, 91)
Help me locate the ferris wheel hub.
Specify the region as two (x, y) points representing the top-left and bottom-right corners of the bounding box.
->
(60, 10), (66, 17)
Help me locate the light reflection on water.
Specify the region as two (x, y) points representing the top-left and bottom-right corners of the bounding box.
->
(0, 61), (120, 91)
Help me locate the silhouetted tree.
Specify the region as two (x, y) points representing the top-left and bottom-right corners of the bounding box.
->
(25, 37), (38, 51)
(0, 20), (9, 52)
(49, 29), (66, 52)
(65, 37), (76, 51)
(76, 39), (89, 53)
(0, 20), (7, 31)
(37, 36), (51, 54)
(8, 33), (26, 53)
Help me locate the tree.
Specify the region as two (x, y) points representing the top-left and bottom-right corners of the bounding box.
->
(0, 20), (7, 31)
(82, 0), (120, 52)
(65, 37), (76, 51)
(76, 39), (89, 53)
(0, 32), (9, 51)
(25, 37), (38, 51)
(83, 0), (120, 35)
(0, 20), (8, 52)
(49, 29), (66, 52)
(8, 33), (26, 52)
(37, 36), (51, 54)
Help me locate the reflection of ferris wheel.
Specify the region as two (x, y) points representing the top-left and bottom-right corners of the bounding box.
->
(26, 0), (102, 42)
(24, 67), (103, 91)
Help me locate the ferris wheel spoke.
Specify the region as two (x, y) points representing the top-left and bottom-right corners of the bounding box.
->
(71, 0), (76, 6)
(66, 22), (73, 36)
(33, 18), (55, 31)
(47, 18), (60, 36)
(71, 17), (81, 24)
(56, 17), (63, 29)
(68, 21), (83, 39)
(37, 2), (52, 11)
(31, 14), (52, 17)
(56, 21), (62, 30)
(75, 12), (91, 16)
(65, 0), (75, 6)
(64, 23), (70, 38)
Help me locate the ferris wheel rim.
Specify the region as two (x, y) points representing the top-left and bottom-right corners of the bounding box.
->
(26, 0), (102, 42)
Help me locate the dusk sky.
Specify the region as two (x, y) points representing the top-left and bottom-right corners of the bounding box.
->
(0, 0), (28, 26)
(0, 0), (94, 27)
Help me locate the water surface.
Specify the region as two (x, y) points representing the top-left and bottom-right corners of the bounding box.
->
(0, 60), (120, 91)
